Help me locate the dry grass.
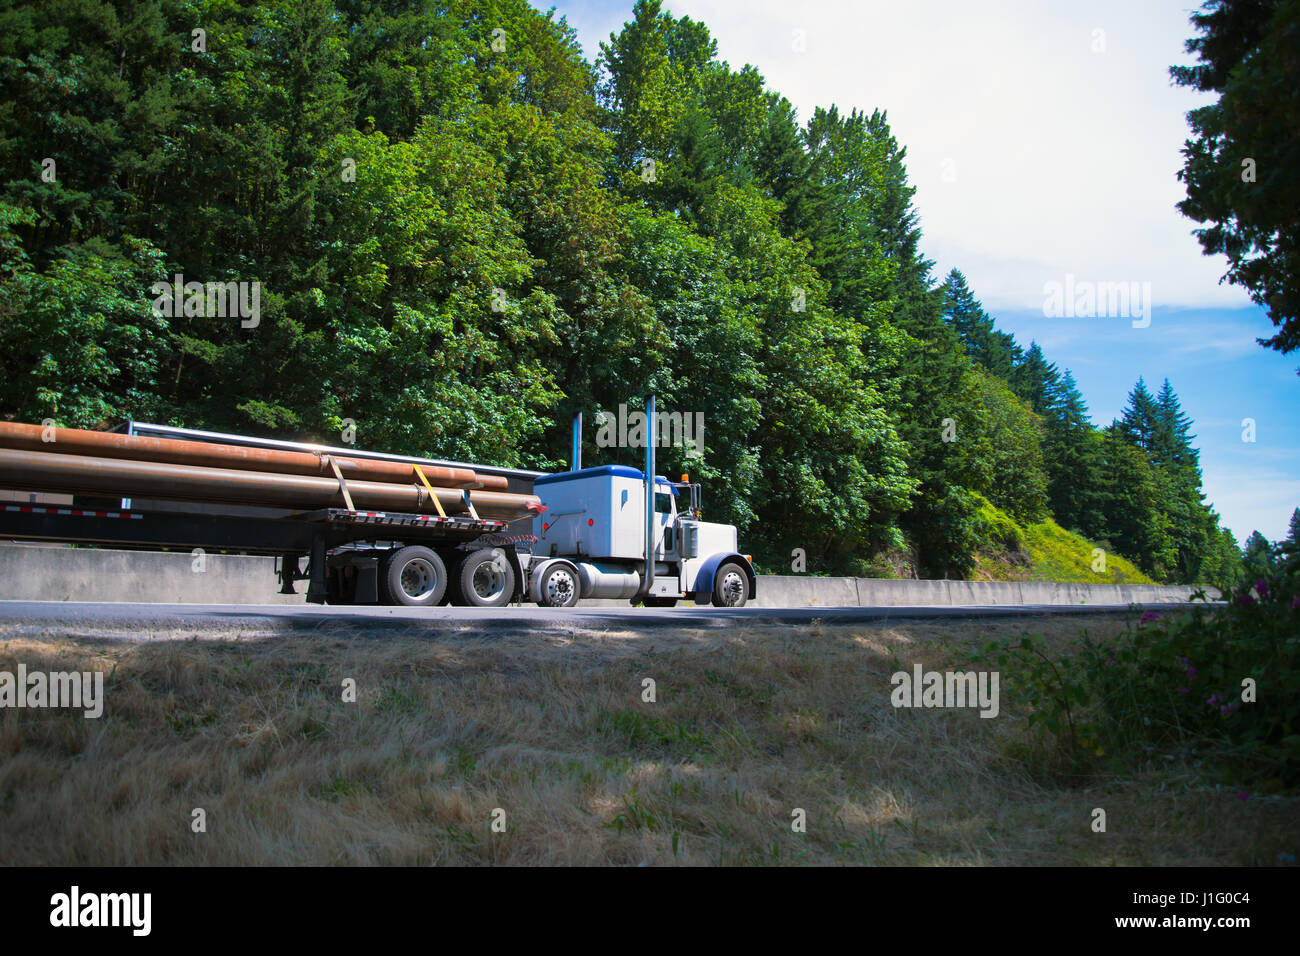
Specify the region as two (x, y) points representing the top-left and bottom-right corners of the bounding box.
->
(0, 614), (1293, 865)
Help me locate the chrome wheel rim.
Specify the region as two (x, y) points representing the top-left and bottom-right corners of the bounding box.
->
(400, 558), (439, 601)
(472, 557), (509, 602)
(719, 570), (745, 606)
(545, 568), (576, 606)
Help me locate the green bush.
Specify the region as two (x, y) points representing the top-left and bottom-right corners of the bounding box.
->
(973, 495), (1024, 552)
(969, 543), (1300, 786)
(971, 494), (1154, 584)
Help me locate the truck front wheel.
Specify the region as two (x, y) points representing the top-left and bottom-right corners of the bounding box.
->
(458, 548), (516, 607)
(537, 563), (580, 608)
(380, 546), (448, 607)
(711, 562), (749, 608)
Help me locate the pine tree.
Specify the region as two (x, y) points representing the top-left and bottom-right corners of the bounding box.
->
(1114, 378), (1222, 583)
(1152, 379), (1200, 473)
(800, 105), (889, 317)
(1242, 529), (1276, 579)
(1097, 426), (1177, 577)
(753, 94), (825, 241)
(942, 269), (984, 340)
(1196, 512), (1243, 590)
(1117, 378), (1160, 452)
(1288, 508), (1300, 545)
(662, 104), (725, 222)
(941, 269), (1021, 378)
(861, 125), (980, 577)
(1045, 371), (1106, 536)
(1012, 343), (1065, 419)
(1057, 370), (1092, 431)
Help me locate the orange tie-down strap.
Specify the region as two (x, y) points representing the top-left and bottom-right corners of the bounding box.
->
(411, 464), (448, 518)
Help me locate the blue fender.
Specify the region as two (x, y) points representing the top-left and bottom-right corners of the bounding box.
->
(692, 553), (756, 603)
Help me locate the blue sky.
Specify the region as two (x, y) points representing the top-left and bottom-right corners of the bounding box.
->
(531, 0), (1300, 542)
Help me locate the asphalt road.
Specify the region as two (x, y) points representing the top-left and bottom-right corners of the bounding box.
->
(0, 599), (1191, 636)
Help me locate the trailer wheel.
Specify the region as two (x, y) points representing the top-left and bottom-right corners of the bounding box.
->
(458, 548), (516, 607)
(711, 562), (749, 608)
(537, 563), (580, 608)
(380, 546), (448, 607)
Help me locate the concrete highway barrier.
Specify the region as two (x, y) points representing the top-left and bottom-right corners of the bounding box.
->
(0, 542), (302, 605)
(759, 575), (1216, 607)
(0, 544), (1218, 607)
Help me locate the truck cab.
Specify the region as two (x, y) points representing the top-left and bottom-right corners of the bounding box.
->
(526, 465), (755, 608)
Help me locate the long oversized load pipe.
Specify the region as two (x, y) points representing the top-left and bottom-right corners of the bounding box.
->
(0, 422), (510, 491)
(0, 449), (542, 522)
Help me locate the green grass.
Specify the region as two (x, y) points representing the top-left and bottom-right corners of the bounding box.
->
(3, 617), (1292, 865)
(973, 495), (1154, 585)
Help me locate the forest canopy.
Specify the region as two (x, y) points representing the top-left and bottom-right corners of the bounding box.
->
(0, 0), (1248, 583)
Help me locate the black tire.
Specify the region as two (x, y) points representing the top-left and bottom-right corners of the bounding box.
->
(379, 546), (448, 607)
(643, 596), (678, 607)
(457, 548), (516, 607)
(537, 562), (581, 608)
(710, 562), (749, 608)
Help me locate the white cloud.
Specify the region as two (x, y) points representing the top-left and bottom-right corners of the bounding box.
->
(561, 0), (1256, 313)
(1201, 467), (1300, 543)
(1174, 335), (1266, 360)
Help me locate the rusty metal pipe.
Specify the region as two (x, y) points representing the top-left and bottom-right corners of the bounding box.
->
(0, 422), (510, 491)
(0, 449), (542, 522)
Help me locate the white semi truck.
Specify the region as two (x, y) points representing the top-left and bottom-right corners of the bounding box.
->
(0, 402), (756, 609)
(525, 464), (754, 608)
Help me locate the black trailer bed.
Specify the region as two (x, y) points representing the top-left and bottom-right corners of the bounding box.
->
(0, 503), (512, 604)
(0, 503), (504, 553)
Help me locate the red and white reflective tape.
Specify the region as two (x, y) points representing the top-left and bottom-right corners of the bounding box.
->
(3, 505), (143, 519)
(333, 510), (505, 528)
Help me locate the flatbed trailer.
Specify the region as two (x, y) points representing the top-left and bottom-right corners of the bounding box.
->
(0, 501), (524, 607)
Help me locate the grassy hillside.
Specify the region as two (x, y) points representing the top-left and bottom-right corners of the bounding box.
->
(972, 496), (1155, 585)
